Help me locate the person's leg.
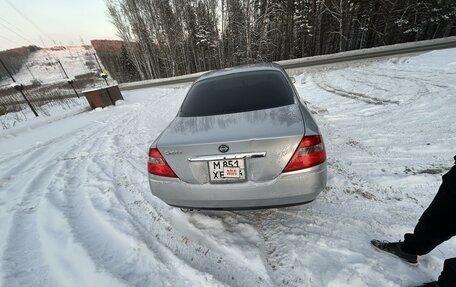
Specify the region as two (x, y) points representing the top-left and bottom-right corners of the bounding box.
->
(438, 257), (456, 287)
(401, 166), (456, 255)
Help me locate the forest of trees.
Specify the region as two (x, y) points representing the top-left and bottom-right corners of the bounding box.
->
(91, 40), (141, 83)
(106, 0), (456, 81)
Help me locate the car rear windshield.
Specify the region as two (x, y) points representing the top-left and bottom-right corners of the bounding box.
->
(179, 70), (295, 117)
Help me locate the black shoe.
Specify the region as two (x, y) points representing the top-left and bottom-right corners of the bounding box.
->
(416, 282), (438, 287)
(371, 239), (418, 265)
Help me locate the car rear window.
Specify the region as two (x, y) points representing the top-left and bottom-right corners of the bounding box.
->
(179, 70), (295, 117)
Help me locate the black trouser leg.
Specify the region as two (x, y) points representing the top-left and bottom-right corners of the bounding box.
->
(401, 166), (456, 255)
(438, 257), (456, 287)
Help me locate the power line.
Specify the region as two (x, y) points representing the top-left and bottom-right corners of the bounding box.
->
(0, 16), (26, 34)
(3, 0), (58, 69)
(5, 0), (55, 44)
(0, 22), (35, 45)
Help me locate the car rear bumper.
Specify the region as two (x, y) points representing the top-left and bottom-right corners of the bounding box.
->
(148, 162), (327, 209)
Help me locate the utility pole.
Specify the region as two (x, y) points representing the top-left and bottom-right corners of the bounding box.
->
(0, 58), (38, 117)
(25, 64), (37, 82)
(93, 53), (109, 86)
(92, 52), (115, 105)
(93, 53), (116, 105)
(57, 60), (80, 98)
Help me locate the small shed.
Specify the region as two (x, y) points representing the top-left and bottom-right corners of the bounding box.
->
(82, 85), (124, 109)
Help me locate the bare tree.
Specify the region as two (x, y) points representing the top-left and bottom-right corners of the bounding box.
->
(103, 0), (456, 82)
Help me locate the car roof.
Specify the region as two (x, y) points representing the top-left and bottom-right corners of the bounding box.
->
(195, 63), (285, 82)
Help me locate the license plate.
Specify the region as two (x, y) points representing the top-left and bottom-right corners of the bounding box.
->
(208, 159), (246, 183)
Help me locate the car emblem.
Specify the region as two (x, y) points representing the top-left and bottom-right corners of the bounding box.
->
(218, 144), (229, 153)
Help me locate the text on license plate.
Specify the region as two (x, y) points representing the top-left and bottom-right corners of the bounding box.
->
(208, 159), (246, 182)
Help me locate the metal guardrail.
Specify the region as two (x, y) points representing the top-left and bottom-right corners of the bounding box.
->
(119, 36), (456, 91)
(279, 36), (456, 69)
(119, 72), (206, 91)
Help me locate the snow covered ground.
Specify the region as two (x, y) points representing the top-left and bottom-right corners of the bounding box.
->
(0, 46), (98, 88)
(0, 97), (88, 130)
(0, 48), (455, 287)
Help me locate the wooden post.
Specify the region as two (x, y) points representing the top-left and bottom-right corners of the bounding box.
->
(0, 58), (38, 117)
(57, 60), (80, 98)
(93, 53), (109, 86)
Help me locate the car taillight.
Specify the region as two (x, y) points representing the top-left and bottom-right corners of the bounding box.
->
(148, 148), (177, 178)
(283, 135), (326, 172)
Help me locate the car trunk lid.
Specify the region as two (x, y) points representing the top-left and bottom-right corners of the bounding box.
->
(157, 104), (304, 184)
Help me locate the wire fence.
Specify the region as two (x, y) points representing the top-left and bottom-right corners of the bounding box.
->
(0, 46), (115, 128)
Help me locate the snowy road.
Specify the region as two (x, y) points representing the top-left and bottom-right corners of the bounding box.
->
(1, 49), (455, 287)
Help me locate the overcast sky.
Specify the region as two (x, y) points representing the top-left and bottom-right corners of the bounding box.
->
(0, 0), (119, 51)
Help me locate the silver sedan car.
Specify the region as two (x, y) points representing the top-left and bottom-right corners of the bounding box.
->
(148, 63), (327, 209)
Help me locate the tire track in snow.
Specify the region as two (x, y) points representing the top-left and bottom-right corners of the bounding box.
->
(230, 202), (418, 287)
(39, 94), (234, 286)
(0, 108), (134, 219)
(97, 99), (271, 286)
(353, 68), (452, 89)
(111, 166), (271, 286)
(289, 66), (448, 285)
(51, 110), (174, 286)
(312, 75), (399, 105)
(0, 116), (103, 166)
(118, 95), (271, 285)
(348, 69), (447, 101)
(189, 201), (410, 287)
(0, 107), (143, 286)
(0, 115), (126, 286)
(339, 73), (392, 93)
(298, 82), (400, 201)
(2, 163), (60, 287)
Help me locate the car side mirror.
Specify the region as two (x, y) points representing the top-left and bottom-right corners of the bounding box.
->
(290, 77), (296, 84)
